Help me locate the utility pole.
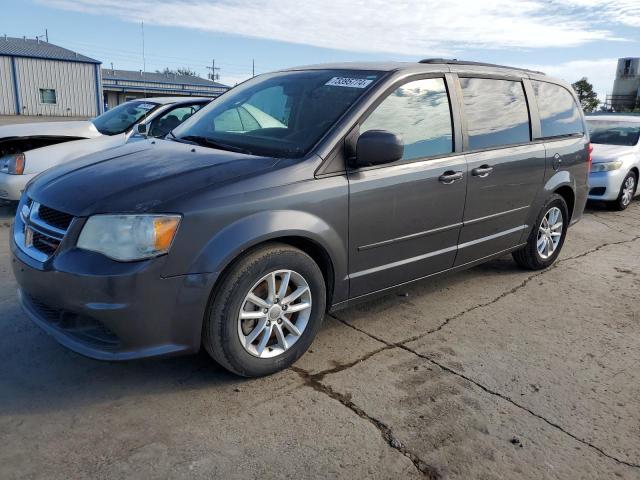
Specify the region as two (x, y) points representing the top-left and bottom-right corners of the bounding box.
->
(206, 59), (220, 81)
(252, 59), (255, 77)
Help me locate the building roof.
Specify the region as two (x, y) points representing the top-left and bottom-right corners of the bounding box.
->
(0, 36), (100, 63)
(102, 69), (228, 89)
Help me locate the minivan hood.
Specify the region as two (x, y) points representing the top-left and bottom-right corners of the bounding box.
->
(27, 139), (279, 216)
(591, 143), (636, 163)
(0, 120), (101, 140)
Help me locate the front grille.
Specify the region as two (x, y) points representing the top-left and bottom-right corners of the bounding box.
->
(32, 231), (60, 256)
(589, 187), (606, 196)
(25, 295), (121, 351)
(14, 199), (75, 261)
(37, 205), (74, 230)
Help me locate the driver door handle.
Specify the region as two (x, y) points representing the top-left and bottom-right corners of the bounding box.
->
(439, 170), (464, 184)
(471, 165), (494, 177)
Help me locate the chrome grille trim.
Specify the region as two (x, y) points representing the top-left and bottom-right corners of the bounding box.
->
(14, 199), (74, 262)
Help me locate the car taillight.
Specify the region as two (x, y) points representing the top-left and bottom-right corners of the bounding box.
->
(587, 143), (593, 172)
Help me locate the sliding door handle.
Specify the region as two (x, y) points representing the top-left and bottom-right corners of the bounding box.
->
(471, 165), (494, 177)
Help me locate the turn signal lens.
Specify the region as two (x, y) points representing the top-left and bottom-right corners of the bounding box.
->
(153, 216), (181, 251)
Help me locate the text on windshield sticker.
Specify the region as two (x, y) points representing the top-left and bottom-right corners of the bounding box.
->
(325, 77), (374, 88)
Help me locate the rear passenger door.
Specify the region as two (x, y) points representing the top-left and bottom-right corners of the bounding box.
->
(348, 76), (467, 298)
(454, 76), (546, 266)
(531, 80), (588, 216)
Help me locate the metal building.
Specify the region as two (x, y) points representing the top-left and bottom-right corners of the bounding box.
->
(0, 36), (102, 117)
(102, 69), (229, 109)
(606, 58), (640, 112)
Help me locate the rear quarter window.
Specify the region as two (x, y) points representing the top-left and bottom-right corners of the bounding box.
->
(533, 81), (584, 138)
(460, 78), (531, 150)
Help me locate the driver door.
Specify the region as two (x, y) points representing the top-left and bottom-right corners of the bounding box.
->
(348, 76), (467, 298)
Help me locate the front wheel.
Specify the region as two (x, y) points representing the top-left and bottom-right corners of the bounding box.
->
(513, 194), (569, 270)
(609, 172), (636, 211)
(203, 243), (326, 377)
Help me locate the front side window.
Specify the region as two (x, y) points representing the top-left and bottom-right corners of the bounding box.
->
(587, 120), (640, 146)
(172, 69), (382, 158)
(91, 100), (160, 135)
(533, 81), (584, 138)
(361, 78), (453, 161)
(148, 104), (205, 137)
(39, 88), (57, 104)
(460, 78), (530, 150)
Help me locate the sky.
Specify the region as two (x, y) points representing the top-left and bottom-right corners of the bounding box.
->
(2, 0), (639, 102)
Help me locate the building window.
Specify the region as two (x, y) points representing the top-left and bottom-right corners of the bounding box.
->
(39, 89), (57, 104)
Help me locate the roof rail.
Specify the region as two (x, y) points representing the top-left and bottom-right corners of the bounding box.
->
(418, 58), (545, 76)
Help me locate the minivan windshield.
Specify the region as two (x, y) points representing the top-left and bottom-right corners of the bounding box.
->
(171, 69), (382, 158)
(92, 101), (160, 135)
(587, 120), (640, 146)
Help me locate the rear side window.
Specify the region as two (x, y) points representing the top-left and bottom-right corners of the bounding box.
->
(460, 78), (530, 150)
(361, 78), (453, 161)
(533, 81), (584, 138)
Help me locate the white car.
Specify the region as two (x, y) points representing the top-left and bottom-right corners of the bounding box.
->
(0, 97), (210, 201)
(587, 115), (640, 210)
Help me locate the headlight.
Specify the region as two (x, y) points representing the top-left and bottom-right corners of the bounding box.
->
(0, 153), (25, 175)
(77, 214), (181, 261)
(591, 160), (623, 172)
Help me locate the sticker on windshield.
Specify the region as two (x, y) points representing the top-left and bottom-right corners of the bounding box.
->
(138, 103), (156, 110)
(325, 77), (374, 88)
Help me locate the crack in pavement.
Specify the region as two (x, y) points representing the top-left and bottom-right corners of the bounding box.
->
(313, 234), (640, 470)
(291, 366), (442, 479)
(325, 315), (640, 469)
(337, 234), (640, 351)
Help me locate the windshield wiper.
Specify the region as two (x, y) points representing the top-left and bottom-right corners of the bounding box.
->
(177, 135), (254, 155)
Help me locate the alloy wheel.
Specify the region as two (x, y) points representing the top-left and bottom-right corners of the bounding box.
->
(237, 270), (312, 358)
(621, 175), (635, 207)
(537, 206), (563, 260)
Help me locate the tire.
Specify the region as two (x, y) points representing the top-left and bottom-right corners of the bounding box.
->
(202, 243), (326, 377)
(513, 194), (569, 270)
(608, 171), (636, 211)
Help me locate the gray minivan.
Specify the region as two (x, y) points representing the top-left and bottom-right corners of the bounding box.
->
(11, 60), (590, 376)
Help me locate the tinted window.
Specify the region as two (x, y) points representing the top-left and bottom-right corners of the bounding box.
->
(460, 78), (530, 150)
(533, 81), (584, 138)
(173, 70), (381, 158)
(361, 78), (453, 161)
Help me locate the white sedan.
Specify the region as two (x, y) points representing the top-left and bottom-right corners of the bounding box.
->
(587, 115), (640, 210)
(0, 97), (209, 201)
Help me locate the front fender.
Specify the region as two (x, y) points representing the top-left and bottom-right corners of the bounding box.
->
(185, 209), (348, 304)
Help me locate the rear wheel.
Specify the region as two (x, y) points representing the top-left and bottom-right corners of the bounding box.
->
(202, 243), (326, 377)
(609, 172), (636, 211)
(513, 194), (569, 270)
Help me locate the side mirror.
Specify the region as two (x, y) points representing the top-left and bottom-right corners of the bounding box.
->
(354, 130), (404, 167)
(136, 123), (148, 136)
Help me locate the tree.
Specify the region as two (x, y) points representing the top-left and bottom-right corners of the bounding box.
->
(572, 78), (599, 113)
(156, 67), (199, 77)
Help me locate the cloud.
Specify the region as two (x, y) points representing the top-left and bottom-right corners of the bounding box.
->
(41, 0), (631, 56)
(522, 58), (618, 102)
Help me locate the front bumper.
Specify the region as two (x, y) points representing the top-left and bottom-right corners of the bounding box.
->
(0, 173), (34, 201)
(11, 236), (215, 361)
(588, 169), (628, 201)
